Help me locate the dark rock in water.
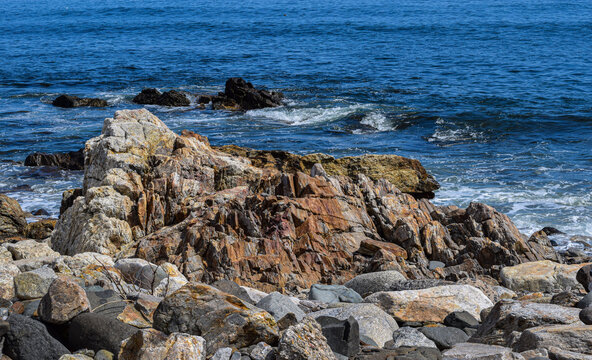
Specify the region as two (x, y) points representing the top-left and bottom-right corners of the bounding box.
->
(576, 264), (592, 292)
(197, 94), (213, 104)
(308, 284), (363, 304)
(25, 148), (84, 170)
(418, 326), (469, 350)
(158, 90), (190, 106)
(579, 307), (592, 325)
(353, 346), (442, 360)
(542, 227), (565, 235)
(52, 94), (108, 108)
(133, 88), (162, 104)
(443, 311), (480, 329)
(223, 77), (283, 110)
(132, 88), (190, 106)
(212, 95), (240, 110)
(68, 312), (137, 354)
(4, 313), (71, 360)
(31, 208), (50, 216)
(316, 316), (360, 358)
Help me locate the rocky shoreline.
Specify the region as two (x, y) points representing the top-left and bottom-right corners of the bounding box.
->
(1, 108), (592, 360)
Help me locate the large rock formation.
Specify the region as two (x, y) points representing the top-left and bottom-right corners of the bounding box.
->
(51, 109), (558, 292)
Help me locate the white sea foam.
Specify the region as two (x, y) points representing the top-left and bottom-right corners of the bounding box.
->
(427, 125), (485, 143)
(246, 104), (371, 126)
(360, 111), (391, 132)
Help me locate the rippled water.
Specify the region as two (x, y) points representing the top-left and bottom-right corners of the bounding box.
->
(1, 0), (591, 249)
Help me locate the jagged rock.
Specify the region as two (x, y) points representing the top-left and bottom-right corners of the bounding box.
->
(514, 324), (592, 354)
(24, 219), (57, 239)
(68, 312), (137, 354)
(133, 88), (161, 104)
(52, 94), (108, 108)
(38, 276), (90, 324)
(442, 343), (524, 360)
(153, 283), (278, 356)
(310, 303), (399, 348)
(500, 260), (591, 293)
(256, 291), (305, 321)
(119, 328), (206, 360)
(386, 327), (437, 349)
(132, 88), (190, 106)
(223, 77), (283, 110)
(0, 194), (27, 239)
(365, 285), (492, 323)
(4, 240), (59, 260)
(278, 317), (336, 360)
(344, 271), (407, 297)
(25, 149), (84, 170)
(250, 342), (276, 360)
(470, 300), (582, 347)
(4, 313), (71, 360)
(316, 316), (360, 358)
(419, 326), (469, 350)
(308, 284), (363, 304)
(14, 266), (57, 300)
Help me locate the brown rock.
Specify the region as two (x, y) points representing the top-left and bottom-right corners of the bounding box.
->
(38, 276), (90, 324)
(119, 328), (206, 360)
(0, 194), (27, 239)
(24, 219), (57, 240)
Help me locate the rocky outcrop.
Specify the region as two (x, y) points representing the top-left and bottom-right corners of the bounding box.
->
(50, 109), (559, 293)
(25, 149), (84, 170)
(214, 145), (440, 198)
(0, 194), (27, 239)
(221, 77), (283, 110)
(52, 95), (108, 108)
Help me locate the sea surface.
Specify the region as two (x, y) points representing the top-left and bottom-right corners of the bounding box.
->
(1, 0), (591, 250)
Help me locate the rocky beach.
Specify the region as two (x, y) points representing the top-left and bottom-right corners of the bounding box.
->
(1, 81), (592, 360)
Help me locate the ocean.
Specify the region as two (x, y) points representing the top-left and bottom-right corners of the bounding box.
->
(1, 0), (591, 250)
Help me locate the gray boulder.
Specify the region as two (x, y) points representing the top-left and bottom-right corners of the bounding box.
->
(386, 327), (438, 349)
(442, 343), (524, 360)
(309, 284), (362, 304)
(419, 326), (469, 350)
(213, 279), (257, 304)
(444, 311), (480, 329)
(514, 324), (592, 355)
(310, 303), (399, 347)
(13, 266), (57, 300)
(344, 271), (406, 297)
(256, 291), (305, 321)
(4, 313), (70, 360)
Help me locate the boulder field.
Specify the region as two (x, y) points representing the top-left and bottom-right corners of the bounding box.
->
(1, 108), (592, 360)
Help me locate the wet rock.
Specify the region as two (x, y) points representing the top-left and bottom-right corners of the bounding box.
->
(118, 328), (206, 360)
(132, 88), (190, 106)
(24, 219), (57, 239)
(25, 148), (84, 170)
(443, 311), (480, 329)
(5, 239), (59, 260)
(471, 300), (582, 347)
(316, 316), (360, 358)
(308, 284), (362, 304)
(278, 317), (336, 360)
(4, 313), (70, 360)
(365, 285), (492, 323)
(256, 291), (305, 321)
(153, 283), (278, 356)
(0, 194), (27, 239)
(52, 94), (108, 108)
(344, 271), (407, 297)
(580, 307), (592, 325)
(223, 77), (283, 110)
(310, 303), (399, 348)
(514, 324), (592, 354)
(419, 326), (469, 350)
(576, 264), (592, 292)
(500, 260), (590, 293)
(442, 343), (524, 360)
(68, 312), (137, 354)
(38, 276), (90, 324)
(14, 266), (57, 300)
(386, 327), (437, 349)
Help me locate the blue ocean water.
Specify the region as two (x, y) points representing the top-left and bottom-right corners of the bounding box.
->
(1, 0), (591, 248)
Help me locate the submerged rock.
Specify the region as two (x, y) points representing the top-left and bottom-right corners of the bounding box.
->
(223, 77), (283, 110)
(25, 148), (84, 170)
(52, 94), (108, 108)
(132, 88), (190, 106)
